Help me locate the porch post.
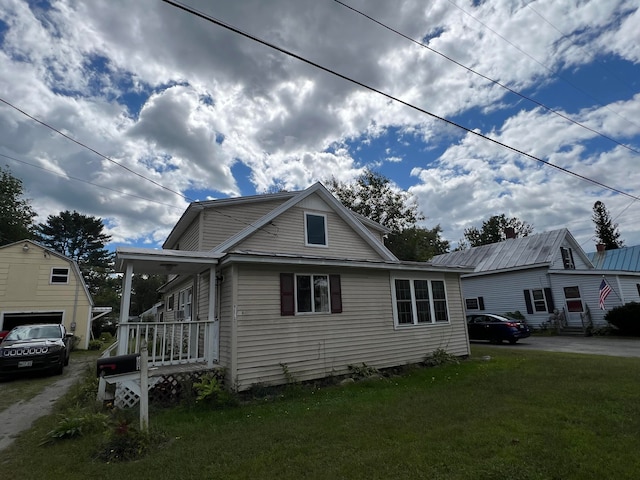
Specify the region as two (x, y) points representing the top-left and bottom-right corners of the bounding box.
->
(207, 266), (218, 367)
(117, 262), (134, 356)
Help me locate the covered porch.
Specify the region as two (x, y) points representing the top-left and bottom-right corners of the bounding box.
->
(113, 247), (223, 368)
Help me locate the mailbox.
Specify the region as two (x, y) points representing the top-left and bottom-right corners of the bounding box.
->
(96, 353), (140, 377)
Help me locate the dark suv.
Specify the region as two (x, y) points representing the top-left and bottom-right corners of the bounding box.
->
(0, 324), (72, 376)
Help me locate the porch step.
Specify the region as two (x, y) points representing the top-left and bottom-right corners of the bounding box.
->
(558, 326), (586, 336)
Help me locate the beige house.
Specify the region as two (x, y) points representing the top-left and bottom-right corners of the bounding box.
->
(115, 182), (472, 390)
(0, 240), (100, 349)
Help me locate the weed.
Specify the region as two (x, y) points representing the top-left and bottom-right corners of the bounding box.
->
(423, 348), (460, 367)
(347, 362), (379, 379)
(88, 339), (103, 350)
(279, 362), (298, 385)
(42, 410), (109, 444)
(96, 419), (166, 463)
(193, 373), (236, 408)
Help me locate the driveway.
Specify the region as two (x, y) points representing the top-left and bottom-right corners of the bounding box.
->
(474, 335), (640, 358)
(0, 354), (95, 452)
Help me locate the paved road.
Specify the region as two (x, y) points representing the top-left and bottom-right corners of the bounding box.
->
(472, 334), (640, 358)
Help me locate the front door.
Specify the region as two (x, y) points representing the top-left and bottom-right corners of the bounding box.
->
(563, 286), (584, 327)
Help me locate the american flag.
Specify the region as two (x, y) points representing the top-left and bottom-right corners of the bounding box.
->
(599, 279), (612, 310)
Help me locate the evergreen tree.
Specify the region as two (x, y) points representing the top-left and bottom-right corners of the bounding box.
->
(592, 201), (623, 250)
(463, 214), (533, 247)
(0, 166), (37, 245)
(35, 210), (114, 294)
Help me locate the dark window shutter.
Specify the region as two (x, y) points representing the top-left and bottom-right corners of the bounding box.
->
(523, 290), (533, 314)
(330, 275), (342, 313)
(478, 296), (485, 310)
(544, 288), (555, 313)
(280, 273), (295, 316)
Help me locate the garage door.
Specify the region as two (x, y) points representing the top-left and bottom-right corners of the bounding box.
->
(2, 312), (64, 331)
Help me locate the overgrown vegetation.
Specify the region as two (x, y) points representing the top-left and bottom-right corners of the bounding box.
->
(423, 347), (460, 367)
(605, 302), (640, 335)
(347, 362), (380, 379)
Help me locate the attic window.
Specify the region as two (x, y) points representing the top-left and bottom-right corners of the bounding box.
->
(51, 267), (69, 284)
(560, 247), (575, 269)
(305, 212), (327, 246)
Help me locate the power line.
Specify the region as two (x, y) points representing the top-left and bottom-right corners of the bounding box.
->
(334, 0), (640, 156)
(161, 0), (640, 203)
(0, 97), (196, 203)
(446, 0), (640, 132)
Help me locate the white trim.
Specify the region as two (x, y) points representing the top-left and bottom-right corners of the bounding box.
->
(294, 273), (331, 314)
(304, 211), (328, 247)
(50, 266), (70, 284)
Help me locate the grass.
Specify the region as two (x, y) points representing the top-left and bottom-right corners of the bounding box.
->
(2, 346), (640, 479)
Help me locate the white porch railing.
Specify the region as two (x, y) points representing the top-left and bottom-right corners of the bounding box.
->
(114, 319), (218, 367)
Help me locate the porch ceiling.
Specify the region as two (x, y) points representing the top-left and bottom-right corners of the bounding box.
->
(115, 247), (221, 275)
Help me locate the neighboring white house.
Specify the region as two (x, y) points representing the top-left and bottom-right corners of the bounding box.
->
(431, 229), (640, 330)
(115, 182), (473, 390)
(0, 239), (110, 349)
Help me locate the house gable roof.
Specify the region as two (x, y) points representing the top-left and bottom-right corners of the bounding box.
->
(588, 245), (640, 272)
(0, 239), (93, 305)
(212, 182), (398, 261)
(431, 229), (592, 273)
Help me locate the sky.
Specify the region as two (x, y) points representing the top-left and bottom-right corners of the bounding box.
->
(1, 0), (639, 253)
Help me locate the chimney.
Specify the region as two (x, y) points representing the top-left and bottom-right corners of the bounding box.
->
(596, 243), (606, 252)
(504, 227), (516, 239)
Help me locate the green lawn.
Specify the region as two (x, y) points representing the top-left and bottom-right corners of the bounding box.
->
(3, 346), (640, 480)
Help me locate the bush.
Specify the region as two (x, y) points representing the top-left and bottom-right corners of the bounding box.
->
(88, 340), (103, 350)
(605, 302), (640, 336)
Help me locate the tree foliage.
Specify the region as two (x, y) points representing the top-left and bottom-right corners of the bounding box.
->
(130, 274), (167, 317)
(0, 166), (37, 246)
(463, 214), (533, 247)
(592, 201), (623, 250)
(36, 210), (113, 294)
(385, 226), (450, 261)
(328, 169), (448, 260)
(328, 169), (423, 232)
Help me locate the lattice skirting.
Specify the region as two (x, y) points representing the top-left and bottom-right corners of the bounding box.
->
(102, 368), (224, 409)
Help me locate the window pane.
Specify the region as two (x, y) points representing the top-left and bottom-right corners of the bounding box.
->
(563, 286), (580, 298)
(566, 300), (583, 312)
(314, 275), (329, 312)
(414, 280), (431, 323)
(432, 281), (448, 322)
(51, 268), (69, 283)
(297, 275), (312, 312)
(532, 289), (546, 312)
(465, 298), (479, 310)
(395, 279), (413, 324)
(306, 214), (326, 245)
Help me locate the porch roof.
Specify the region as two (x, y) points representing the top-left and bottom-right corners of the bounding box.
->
(115, 247), (222, 275)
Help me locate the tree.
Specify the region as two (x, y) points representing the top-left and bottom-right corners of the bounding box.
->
(328, 169), (423, 232)
(130, 274), (167, 317)
(463, 214), (533, 247)
(592, 201), (623, 250)
(0, 165), (37, 245)
(35, 210), (113, 294)
(385, 225), (450, 261)
(328, 170), (448, 260)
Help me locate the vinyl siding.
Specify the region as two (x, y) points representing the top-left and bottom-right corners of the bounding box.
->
(229, 264), (468, 390)
(0, 242), (92, 348)
(236, 206), (383, 261)
(461, 267), (552, 326)
(177, 216), (201, 251)
(218, 266), (234, 376)
(550, 241), (591, 270)
(202, 199), (288, 250)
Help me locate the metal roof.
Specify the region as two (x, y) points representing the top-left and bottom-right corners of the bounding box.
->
(431, 229), (569, 273)
(587, 245), (640, 272)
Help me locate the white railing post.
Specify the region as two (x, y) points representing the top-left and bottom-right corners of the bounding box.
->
(139, 344), (149, 431)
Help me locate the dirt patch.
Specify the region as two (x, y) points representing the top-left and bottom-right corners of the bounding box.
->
(0, 356), (95, 451)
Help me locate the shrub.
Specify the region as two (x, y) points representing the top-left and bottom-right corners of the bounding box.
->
(193, 373), (237, 408)
(88, 339), (103, 350)
(605, 302), (640, 335)
(424, 348), (460, 367)
(347, 362), (379, 379)
(43, 411), (109, 444)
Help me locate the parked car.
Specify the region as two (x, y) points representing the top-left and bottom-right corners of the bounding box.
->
(0, 330), (9, 342)
(0, 324), (72, 377)
(467, 313), (531, 344)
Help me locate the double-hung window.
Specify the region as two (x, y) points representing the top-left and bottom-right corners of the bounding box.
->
(392, 278), (449, 326)
(280, 273), (342, 315)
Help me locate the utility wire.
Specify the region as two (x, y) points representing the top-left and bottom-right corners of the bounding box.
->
(0, 97), (196, 203)
(162, 0), (640, 203)
(334, 0), (640, 156)
(446, 0), (640, 132)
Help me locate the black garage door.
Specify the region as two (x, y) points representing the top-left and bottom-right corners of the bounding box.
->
(2, 312), (64, 331)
